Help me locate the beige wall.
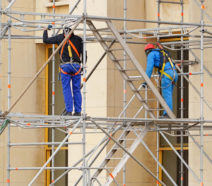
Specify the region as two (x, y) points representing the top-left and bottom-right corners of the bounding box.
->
(2, 0), (212, 185)
(0, 0), (108, 184)
(189, 1), (212, 186)
(0, 1), (46, 186)
(145, 0), (189, 27)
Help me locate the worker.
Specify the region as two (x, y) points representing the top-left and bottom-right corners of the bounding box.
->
(142, 43), (178, 118)
(43, 25), (83, 116)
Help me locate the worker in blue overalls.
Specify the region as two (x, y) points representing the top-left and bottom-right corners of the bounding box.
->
(43, 25), (83, 116)
(142, 43), (178, 118)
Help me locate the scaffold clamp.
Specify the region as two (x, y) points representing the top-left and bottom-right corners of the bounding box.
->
(0, 119), (10, 135)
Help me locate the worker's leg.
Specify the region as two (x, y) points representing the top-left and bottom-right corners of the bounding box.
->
(174, 69), (178, 84)
(161, 67), (177, 115)
(70, 64), (82, 113)
(60, 64), (73, 113)
(72, 74), (82, 113)
(161, 76), (173, 115)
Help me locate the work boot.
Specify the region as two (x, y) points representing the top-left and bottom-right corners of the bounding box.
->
(73, 112), (81, 116)
(159, 114), (169, 119)
(62, 110), (72, 116)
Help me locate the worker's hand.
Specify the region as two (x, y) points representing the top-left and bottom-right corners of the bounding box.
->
(47, 25), (53, 30)
(44, 25), (52, 30)
(141, 82), (147, 88)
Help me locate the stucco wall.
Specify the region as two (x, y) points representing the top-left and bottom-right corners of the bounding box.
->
(1, 0), (212, 185)
(0, 1), (46, 185)
(188, 1), (212, 186)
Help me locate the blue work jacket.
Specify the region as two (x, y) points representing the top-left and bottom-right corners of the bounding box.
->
(145, 49), (174, 78)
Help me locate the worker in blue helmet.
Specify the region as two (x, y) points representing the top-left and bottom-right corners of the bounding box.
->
(142, 43), (178, 118)
(43, 24), (84, 116)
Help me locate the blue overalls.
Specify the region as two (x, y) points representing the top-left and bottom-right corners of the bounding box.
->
(145, 49), (178, 116)
(60, 63), (82, 113)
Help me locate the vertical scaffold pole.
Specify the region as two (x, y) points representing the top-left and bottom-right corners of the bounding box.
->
(83, 0), (87, 185)
(157, 0), (161, 28)
(200, 0), (204, 185)
(156, 131), (159, 186)
(180, 0), (184, 185)
(7, 4), (12, 186)
(0, 0), (1, 113)
(156, 1), (160, 185)
(51, 0), (56, 183)
(123, 0), (127, 185)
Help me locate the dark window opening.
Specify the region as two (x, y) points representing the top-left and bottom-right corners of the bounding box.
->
(48, 48), (68, 186)
(160, 47), (189, 186)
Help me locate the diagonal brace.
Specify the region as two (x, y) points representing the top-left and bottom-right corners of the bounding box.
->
(90, 118), (167, 186)
(28, 118), (82, 186)
(2, 17), (83, 117)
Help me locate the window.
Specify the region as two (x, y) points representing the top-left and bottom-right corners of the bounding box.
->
(159, 46), (189, 186)
(45, 46), (68, 186)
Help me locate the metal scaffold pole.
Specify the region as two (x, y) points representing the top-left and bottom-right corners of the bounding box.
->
(7, 2), (12, 185)
(156, 131), (160, 186)
(82, 0), (87, 185)
(51, 0), (56, 183)
(156, 1), (160, 185)
(180, 1), (184, 185)
(2, 0), (212, 185)
(0, 0), (1, 114)
(200, 0), (205, 185)
(157, 0), (161, 28)
(123, 0), (127, 185)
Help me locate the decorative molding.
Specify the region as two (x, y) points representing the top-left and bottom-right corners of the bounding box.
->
(46, 1), (69, 8)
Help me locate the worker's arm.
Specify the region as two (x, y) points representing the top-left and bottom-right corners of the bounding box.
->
(145, 52), (155, 79)
(43, 29), (60, 45)
(142, 51), (155, 88)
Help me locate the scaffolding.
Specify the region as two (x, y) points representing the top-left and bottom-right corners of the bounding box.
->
(1, 0), (212, 185)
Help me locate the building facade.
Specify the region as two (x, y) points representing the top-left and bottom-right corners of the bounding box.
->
(0, 0), (212, 185)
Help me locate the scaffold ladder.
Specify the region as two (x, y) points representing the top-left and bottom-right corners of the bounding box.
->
(87, 20), (175, 119)
(91, 123), (146, 182)
(103, 128), (147, 185)
(86, 19), (175, 185)
(104, 129), (146, 186)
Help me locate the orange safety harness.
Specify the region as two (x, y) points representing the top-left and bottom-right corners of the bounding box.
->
(60, 66), (81, 76)
(60, 39), (80, 59)
(60, 36), (81, 76)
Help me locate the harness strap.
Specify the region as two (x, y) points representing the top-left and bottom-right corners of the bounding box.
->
(60, 67), (68, 75)
(60, 65), (82, 76)
(159, 50), (174, 81)
(68, 45), (72, 58)
(68, 40), (80, 58)
(60, 35), (80, 61)
(60, 42), (66, 60)
(160, 70), (173, 81)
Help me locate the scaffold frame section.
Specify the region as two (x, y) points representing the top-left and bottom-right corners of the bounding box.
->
(1, 0), (212, 185)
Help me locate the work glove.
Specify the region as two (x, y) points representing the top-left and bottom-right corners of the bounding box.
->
(47, 24), (53, 30)
(141, 82), (147, 88)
